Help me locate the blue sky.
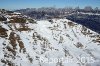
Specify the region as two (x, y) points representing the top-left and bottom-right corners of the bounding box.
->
(0, 0), (100, 10)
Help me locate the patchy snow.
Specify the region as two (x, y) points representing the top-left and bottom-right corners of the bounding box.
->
(0, 19), (100, 66)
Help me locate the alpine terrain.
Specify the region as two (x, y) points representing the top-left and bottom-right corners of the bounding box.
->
(0, 10), (100, 66)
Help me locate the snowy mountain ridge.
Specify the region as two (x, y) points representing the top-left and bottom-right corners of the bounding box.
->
(0, 17), (100, 66)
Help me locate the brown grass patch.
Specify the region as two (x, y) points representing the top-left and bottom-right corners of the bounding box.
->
(0, 26), (8, 37)
(93, 37), (100, 43)
(9, 17), (26, 23)
(6, 46), (16, 56)
(17, 27), (31, 31)
(9, 32), (17, 49)
(68, 22), (75, 27)
(81, 26), (93, 36)
(16, 35), (25, 53)
(28, 19), (37, 23)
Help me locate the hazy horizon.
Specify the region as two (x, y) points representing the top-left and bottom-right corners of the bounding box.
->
(0, 0), (100, 10)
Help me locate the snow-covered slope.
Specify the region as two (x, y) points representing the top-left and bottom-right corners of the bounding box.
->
(0, 19), (100, 66)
